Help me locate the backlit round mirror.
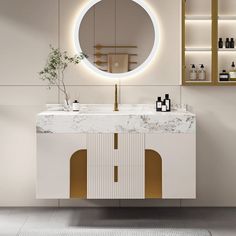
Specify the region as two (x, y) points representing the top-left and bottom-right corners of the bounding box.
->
(74, 0), (159, 78)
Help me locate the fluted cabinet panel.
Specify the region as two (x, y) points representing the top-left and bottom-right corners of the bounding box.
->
(87, 134), (115, 167)
(117, 134), (145, 166)
(87, 134), (145, 199)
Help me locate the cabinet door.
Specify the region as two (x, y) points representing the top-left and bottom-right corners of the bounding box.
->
(37, 134), (86, 199)
(146, 133), (196, 198)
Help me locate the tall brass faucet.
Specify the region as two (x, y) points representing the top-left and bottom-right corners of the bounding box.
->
(114, 84), (119, 111)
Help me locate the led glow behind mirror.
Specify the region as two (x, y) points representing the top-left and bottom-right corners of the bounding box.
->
(74, 0), (159, 79)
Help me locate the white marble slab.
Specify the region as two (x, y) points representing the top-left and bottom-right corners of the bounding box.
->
(36, 104), (196, 134)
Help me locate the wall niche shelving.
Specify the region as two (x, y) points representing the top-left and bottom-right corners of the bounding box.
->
(182, 0), (236, 86)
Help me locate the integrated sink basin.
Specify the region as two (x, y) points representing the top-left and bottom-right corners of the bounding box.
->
(37, 104), (196, 134)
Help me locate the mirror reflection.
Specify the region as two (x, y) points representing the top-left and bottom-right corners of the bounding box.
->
(78, 0), (155, 74)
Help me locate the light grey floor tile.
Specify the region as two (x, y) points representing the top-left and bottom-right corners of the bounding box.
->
(0, 208), (29, 228)
(0, 228), (19, 236)
(21, 208), (56, 229)
(0, 208), (235, 235)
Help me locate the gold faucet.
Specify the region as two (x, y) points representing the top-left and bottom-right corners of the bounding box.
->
(114, 84), (119, 111)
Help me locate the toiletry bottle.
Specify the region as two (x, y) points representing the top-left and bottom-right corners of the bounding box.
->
(219, 70), (229, 81)
(218, 38), (223, 48)
(161, 101), (167, 112)
(226, 38), (230, 48)
(164, 94), (171, 112)
(189, 64), (197, 81)
(156, 97), (162, 112)
(230, 38), (235, 48)
(229, 62), (236, 81)
(72, 100), (80, 111)
(198, 64), (206, 81)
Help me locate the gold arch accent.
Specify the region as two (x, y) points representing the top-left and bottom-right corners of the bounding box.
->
(145, 149), (162, 199)
(70, 150), (87, 199)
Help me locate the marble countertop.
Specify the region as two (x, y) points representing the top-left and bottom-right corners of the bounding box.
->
(37, 104), (196, 134)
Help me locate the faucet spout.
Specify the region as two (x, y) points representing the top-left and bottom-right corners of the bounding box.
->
(114, 84), (119, 111)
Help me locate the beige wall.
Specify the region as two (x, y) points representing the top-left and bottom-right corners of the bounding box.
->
(0, 0), (236, 207)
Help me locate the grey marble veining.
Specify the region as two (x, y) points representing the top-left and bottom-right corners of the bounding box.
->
(36, 104), (196, 134)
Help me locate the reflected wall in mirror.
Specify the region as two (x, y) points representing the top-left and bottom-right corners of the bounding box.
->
(78, 0), (155, 74)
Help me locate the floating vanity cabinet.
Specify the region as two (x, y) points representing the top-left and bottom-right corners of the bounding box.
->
(36, 105), (196, 199)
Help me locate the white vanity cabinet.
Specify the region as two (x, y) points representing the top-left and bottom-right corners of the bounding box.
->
(36, 104), (196, 200)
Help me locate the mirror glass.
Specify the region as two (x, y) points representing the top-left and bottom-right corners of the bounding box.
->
(77, 0), (155, 74)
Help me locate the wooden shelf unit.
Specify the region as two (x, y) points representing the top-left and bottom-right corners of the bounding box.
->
(182, 0), (236, 86)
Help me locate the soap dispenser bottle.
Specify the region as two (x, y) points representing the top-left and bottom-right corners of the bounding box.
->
(189, 64), (197, 81)
(156, 97), (162, 112)
(198, 64), (206, 81)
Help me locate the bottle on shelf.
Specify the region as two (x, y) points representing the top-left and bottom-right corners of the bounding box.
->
(198, 64), (206, 81)
(230, 38), (235, 49)
(226, 38), (230, 48)
(161, 101), (167, 112)
(156, 97), (162, 112)
(229, 62), (236, 81)
(189, 64), (197, 81)
(219, 70), (230, 82)
(72, 100), (80, 111)
(164, 94), (171, 112)
(218, 38), (223, 48)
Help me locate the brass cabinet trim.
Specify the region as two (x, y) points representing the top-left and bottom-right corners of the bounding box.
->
(182, 0), (186, 86)
(145, 149), (162, 199)
(212, 0), (218, 86)
(70, 150), (87, 199)
(114, 166), (118, 183)
(114, 133), (118, 150)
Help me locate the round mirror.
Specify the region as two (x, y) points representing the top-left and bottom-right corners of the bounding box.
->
(74, 0), (159, 78)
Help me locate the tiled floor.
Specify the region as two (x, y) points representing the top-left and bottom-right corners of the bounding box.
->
(0, 208), (235, 236)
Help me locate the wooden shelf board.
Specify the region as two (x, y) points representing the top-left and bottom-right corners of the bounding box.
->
(185, 80), (212, 83)
(218, 16), (236, 20)
(185, 16), (211, 21)
(185, 48), (212, 52)
(185, 16), (236, 21)
(183, 81), (213, 86)
(218, 49), (236, 52)
(218, 81), (236, 83)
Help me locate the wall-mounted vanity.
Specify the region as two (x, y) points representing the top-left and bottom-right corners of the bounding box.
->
(37, 104), (196, 199)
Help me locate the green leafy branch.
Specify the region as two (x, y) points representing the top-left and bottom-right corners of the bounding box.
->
(39, 45), (87, 105)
